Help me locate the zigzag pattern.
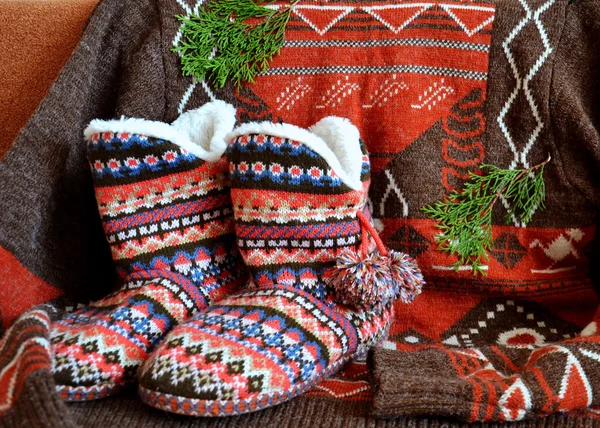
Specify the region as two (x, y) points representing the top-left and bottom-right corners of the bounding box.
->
(231, 188), (364, 211)
(236, 221), (360, 240)
(497, 0), (556, 226)
(128, 246), (246, 299)
(95, 160), (226, 203)
(104, 195), (230, 233)
(97, 175), (225, 218)
(111, 220), (234, 261)
(122, 270), (210, 311)
(234, 206), (359, 224)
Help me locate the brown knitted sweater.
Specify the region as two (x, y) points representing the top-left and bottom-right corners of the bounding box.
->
(0, 0), (599, 426)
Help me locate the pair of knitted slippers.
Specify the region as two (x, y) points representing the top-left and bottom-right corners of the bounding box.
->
(50, 101), (424, 416)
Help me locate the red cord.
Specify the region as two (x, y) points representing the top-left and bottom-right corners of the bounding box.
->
(356, 211), (388, 257)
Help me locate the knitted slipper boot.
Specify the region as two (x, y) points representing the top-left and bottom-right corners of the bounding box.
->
(138, 117), (424, 416)
(51, 101), (248, 401)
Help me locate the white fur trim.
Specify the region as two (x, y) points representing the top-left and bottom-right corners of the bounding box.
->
(226, 117), (363, 190)
(84, 101), (237, 162)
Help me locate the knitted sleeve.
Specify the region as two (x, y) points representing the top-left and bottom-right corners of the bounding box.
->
(550, 0), (600, 205)
(0, 0), (165, 326)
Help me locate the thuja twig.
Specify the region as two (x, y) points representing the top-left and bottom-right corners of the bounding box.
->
(174, 0), (298, 89)
(421, 155), (551, 275)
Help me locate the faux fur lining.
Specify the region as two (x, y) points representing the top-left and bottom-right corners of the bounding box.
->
(226, 117), (363, 191)
(84, 101), (236, 162)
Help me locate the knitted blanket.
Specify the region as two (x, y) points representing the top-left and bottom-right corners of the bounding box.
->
(1, 0), (599, 426)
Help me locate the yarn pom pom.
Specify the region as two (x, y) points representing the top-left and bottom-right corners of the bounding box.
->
(325, 248), (425, 310)
(387, 250), (424, 303)
(325, 248), (395, 311)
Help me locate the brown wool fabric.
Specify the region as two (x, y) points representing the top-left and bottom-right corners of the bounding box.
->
(1, 0), (600, 426)
(64, 394), (600, 428)
(370, 349), (599, 428)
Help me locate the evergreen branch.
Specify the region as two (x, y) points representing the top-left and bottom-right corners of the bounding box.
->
(421, 155), (550, 275)
(174, 0), (298, 89)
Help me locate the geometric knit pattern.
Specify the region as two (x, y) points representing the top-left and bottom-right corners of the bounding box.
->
(138, 284), (394, 416)
(228, 132), (372, 302)
(5, 0), (600, 425)
(139, 125), (398, 416)
(51, 126), (247, 401)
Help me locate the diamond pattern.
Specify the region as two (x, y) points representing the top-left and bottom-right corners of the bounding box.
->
(387, 225), (430, 257)
(490, 233), (527, 269)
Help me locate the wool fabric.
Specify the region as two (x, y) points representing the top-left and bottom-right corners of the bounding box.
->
(51, 103), (247, 401)
(1, 0), (600, 426)
(137, 118), (420, 416)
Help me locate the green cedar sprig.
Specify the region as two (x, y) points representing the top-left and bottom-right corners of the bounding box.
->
(174, 0), (298, 89)
(421, 156), (551, 275)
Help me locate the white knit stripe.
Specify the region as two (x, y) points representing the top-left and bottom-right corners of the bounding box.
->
(496, 0), (557, 227)
(173, 0), (194, 47)
(178, 78), (198, 114)
(199, 46), (218, 103)
(380, 169), (408, 218)
(497, 0), (531, 172)
(521, 0), (555, 169)
(176, 0), (191, 15)
(438, 4), (496, 37)
(173, 0), (217, 113)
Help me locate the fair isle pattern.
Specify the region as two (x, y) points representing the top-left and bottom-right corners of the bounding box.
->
(227, 133), (371, 302)
(86, 131), (244, 290)
(139, 284), (393, 417)
(94, 163), (228, 219)
(0, 306), (55, 416)
(110, 222), (233, 262)
(139, 126), (404, 416)
(140, 285), (358, 397)
(139, 341), (358, 417)
(341, 302), (394, 346)
(50, 130), (247, 401)
(52, 275), (204, 400)
(88, 133), (201, 178)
